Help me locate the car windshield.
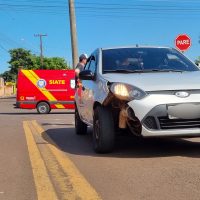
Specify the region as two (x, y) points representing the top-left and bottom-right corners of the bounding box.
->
(102, 47), (199, 73)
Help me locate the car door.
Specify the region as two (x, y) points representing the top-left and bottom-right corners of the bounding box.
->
(81, 54), (97, 124)
(76, 57), (91, 119)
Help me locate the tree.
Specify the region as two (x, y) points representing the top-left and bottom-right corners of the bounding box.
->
(8, 48), (34, 74)
(31, 55), (68, 70)
(0, 71), (15, 82)
(1, 48), (70, 82)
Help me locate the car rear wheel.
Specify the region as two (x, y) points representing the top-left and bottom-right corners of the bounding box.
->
(93, 106), (115, 153)
(75, 105), (87, 135)
(37, 102), (51, 114)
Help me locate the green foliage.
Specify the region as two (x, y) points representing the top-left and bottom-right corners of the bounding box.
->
(30, 55), (68, 70)
(0, 71), (15, 82)
(9, 48), (34, 74)
(1, 48), (70, 82)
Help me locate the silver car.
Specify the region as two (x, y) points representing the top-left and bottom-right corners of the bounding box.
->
(75, 46), (200, 153)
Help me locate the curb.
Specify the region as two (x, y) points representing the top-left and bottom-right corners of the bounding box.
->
(0, 95), (16, 99)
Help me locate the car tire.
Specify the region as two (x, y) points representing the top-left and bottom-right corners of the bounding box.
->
(93, 106), (115, 153)
(37, 102), (51, 114)
(75, 105), (87, 135)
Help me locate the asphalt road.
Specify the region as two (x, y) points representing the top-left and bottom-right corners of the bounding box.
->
(1, 97), (200, 200)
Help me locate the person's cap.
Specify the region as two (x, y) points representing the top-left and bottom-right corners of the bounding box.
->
(79, 53), (88, 61)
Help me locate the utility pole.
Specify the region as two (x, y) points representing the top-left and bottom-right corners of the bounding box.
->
(68, 0), (78, 68)
(34, 34), (47, 69)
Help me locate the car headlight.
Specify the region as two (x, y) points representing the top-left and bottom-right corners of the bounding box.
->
(110, 83), (147, 101)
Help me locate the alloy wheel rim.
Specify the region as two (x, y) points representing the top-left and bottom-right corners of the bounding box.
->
(39, 105), (46, 113)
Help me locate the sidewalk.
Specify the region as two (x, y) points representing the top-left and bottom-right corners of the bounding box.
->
(0, 95), (16, 99)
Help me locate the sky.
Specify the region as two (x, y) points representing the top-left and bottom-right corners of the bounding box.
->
(0, 0), (200, 73)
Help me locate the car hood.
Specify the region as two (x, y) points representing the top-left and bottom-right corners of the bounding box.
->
(102, 71), (200, 91)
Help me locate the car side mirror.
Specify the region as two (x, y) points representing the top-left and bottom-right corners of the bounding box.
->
(79, 70), (95, 80)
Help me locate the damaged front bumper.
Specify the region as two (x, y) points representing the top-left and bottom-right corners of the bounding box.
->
(128, 93), (200, 137)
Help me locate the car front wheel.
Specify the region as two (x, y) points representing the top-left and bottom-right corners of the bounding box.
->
(75, 105), (87, 135)
(93, 106), (115, 153)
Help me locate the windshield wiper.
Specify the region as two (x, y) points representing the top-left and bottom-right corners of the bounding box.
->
(104, 69), (145, 73)
(146, 69), (185, 72)
(103, 69), (186, 74)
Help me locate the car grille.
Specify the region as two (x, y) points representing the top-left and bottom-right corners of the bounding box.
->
(143, 116), (158, 130)
(159, 117), (200, 129)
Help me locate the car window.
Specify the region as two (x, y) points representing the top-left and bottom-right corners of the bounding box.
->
(84, 57), (91, 70)
(89, 56), (97, 73)
(166, 53), (188, 70)
(102, 48), (199, 73)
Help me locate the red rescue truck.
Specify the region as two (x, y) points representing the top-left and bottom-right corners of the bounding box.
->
(16, 70), (75, 113)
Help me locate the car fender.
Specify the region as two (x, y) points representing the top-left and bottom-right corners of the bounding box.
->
(93, 76), (110, 105)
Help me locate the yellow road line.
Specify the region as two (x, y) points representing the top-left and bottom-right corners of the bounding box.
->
(28, 121), (78, 200)
(23, 121), (58, 200)
(32, 120), (102, 200)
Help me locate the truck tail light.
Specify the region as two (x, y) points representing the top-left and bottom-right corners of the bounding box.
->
(70, 79), (75, 89)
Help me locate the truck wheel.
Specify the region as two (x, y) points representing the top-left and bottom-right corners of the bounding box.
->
(93, 106), (115, 153)
(37, 102), (51, 114)
(75, 105), (87, 135)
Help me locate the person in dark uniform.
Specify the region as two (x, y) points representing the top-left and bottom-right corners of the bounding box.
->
(75, 54), (88, 87)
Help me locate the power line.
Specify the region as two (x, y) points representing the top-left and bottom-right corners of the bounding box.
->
(0, 2), (200, 11)
(20, 38), (40, 54)
(0, 1), (199, 19)
(0, 44), (8, 52)
(0, 32), (23, 47)
(0, 32), (39, 54)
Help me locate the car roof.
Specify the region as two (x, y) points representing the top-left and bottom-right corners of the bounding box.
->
(101, 45), (173, 51)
